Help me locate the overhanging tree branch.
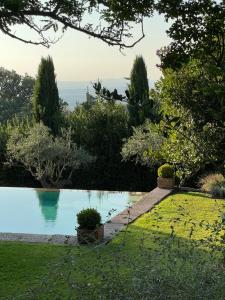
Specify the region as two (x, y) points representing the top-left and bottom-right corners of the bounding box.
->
(0, 0), (153, 48)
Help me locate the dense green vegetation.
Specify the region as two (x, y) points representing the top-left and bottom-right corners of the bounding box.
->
(120, 2), (225, 186)
(0, 68), (34, 123)
(67, 99), (154, 191)
(122, 58), (225, 184)
(1, 192), (225, 299)
(1, 47), (225, 189)
(0, 1), (225, 298)
(1, 1), (224, 189)
(0, 56), (156, 191)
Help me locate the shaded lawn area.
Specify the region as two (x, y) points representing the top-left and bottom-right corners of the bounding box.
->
(1, 192), (225, 299)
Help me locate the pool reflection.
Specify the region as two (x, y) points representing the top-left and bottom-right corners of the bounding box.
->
(36, 190), (60, 222)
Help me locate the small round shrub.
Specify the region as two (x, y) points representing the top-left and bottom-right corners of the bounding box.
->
(158, 164), (174, 178)
(77, 208), (101, 230)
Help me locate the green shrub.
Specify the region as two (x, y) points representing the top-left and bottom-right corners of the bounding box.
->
(158, 164), (174, 178)
(211, 185), (225, 199)
(77, 208), (101, 230)
(200, 173), (225, 198)
(222, 164), (225, 177)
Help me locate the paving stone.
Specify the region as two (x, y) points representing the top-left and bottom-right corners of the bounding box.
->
(104, 188), (172, 242)
(104, 222), (125, 240)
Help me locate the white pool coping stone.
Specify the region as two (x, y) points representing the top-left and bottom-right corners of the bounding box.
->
(0, 187), (172, 245)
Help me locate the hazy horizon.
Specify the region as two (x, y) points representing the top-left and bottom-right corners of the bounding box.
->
(58, 78), (155, 109)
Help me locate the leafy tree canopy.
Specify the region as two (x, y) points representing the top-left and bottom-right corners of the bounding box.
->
(156, 0), (225, 69)
(68, 99), (129, 161)
(0, 67), (34, 123)
(158, 59), (225, 127)
(0, 0), (153, 48)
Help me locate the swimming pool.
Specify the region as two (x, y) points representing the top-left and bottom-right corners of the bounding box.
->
(0, 187), (141, 235)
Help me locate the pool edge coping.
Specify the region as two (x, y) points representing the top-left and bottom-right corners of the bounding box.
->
(0, 187), (173, 245)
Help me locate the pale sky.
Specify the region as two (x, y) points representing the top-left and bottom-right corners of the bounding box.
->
(0, 14), (170, 82)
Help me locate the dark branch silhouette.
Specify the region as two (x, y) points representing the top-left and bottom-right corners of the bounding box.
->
(0, 1), (154, 48)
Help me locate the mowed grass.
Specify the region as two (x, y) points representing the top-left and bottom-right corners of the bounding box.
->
(1, 192), (225, 299)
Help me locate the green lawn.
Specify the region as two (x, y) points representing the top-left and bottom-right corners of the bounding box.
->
(1, 192), (225, 299)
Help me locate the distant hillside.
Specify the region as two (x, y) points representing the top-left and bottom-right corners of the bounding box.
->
(58, 78), (155, 110)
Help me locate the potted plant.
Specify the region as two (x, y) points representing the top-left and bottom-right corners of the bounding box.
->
(157, 163), (175, 189)
(76, 208), (104, 244)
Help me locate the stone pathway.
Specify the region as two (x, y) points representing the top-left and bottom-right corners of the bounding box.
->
(104, 187), (172, 241)
(0, 188), (172, 245)
(0, 232), (77, 245)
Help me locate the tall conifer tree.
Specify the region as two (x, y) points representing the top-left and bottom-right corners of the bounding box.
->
(128, 56), (150, 126)
(32, 56), (60, 133)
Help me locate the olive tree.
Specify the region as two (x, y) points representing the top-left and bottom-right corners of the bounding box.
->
(6, 123), (95, 188)
(121, 121), (164, 166)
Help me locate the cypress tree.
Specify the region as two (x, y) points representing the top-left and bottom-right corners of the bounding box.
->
(32, 56), (60, 133)
(128, 56), (150, 126)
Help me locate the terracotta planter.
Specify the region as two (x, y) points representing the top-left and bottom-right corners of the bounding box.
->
(157, 177), (175, 189)
(77, 225), (104, 244)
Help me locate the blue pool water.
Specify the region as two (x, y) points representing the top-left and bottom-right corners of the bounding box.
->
(0, 187), (141, 235)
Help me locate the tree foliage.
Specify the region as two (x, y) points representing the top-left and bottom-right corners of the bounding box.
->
(1, 0), (224, 62)
(122, 58), (225, 183)
(154, 1), (225, 180)
(0, 67), (34, 123)
(122, 121), (164, 166)
(93, 56), (158, 126)
(0, 0), (153, 48)
(128, 55), (152, 126)
(159, 60), (225, 179)
(6, 122), (94, 188)
(156, 0), (225, 69)
(32, 56), (60, 133)
(159, 60), (225, 126)
(69, 99), (129, 161)
(67, 99), (155, 191)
